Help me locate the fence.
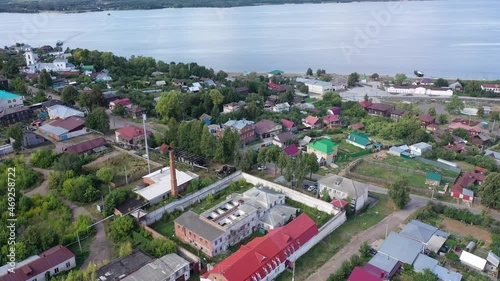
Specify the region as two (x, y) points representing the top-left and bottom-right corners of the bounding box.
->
(415, 157), (462, 175)
(240, 173), (339, 215)
(362, 159), (457, 182)
(144, 171), (242, 225)
(335, 150), (372, 162)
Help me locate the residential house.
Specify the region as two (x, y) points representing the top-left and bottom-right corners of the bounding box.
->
(412, 253), (462, 281)
(219, 119), (256, 144)
(254, 119), (282, 139)
(155, 80), (166, 87)
(223, 102), (240, 113)
(347, 266), (385, 281)
(173, 79), (185, 86)
(350, 122), (365, 130)
(47, 105), (84, 120)
(426, 124), (439, 131)
(448, 122), (482, 136)
(94, 71), (113, 83)
(388, 145), (412, 158)
(307, 139), (338, 165)
(470, 134), (491, 147)
(103, 91), (120, 105)
(199, 113), (212, 125)
(377, 232), (424, 264)
(96, 249), (153, 281)
(21, 131), (47, 148)
(328, 106), (342, 115)
(235, 86), (249, 95)
(443, 143), (466, 153)
(272, 102), (290, 113)
(176, 187), (299, 257)
(295, 78), (334, 95)
(366, 103), (395, 117)
(128, 105), (146, 119)
(0, 90), (24, 109)
(359, 101), (373, 109)
(273, 131), (296, 148)
(425, 172), (442, 186)
(38, 116), (87, 141)
(121, 253), (190, 281)
(318, 174), (369, 211)
(0, 106), (33, 126)
(283, 144), (299, 157)
(268, 83), (290, 93)
(409, 142), (432, 156)
(0, 246), (76, 281)
(418, 114), (436, 126)
(265, 95), (278, 109)
(460, 251), (487, 271)
(109, 98), (132, 110)
(136, 167), (198, 204)
(420, 78), (434, 85)
(200, 214), (318, 281)
(346, 132), (375, 150)
(485, 149), (500, 165)
(481, 84), (500, 93)
(451, 185), (474, 203)
(281, 118), (297, 133)
(268, 70), (284, 78)
(303, 115), (321, 129)
(189, 82), (202, 93)
(487, 251), (500, 277)
(115, 125), (151, 145)
(449, 81), (463, 91)
(64, 137), (107, 156)
(399, 221), (449, 250)
(323, 114), (341, 128)
(389, 109), (405, 121)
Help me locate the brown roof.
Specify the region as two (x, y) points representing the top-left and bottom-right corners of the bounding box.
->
(418, 114), (436, 123)
(65, 137), (106, 154)
(254, 119), (280, 135)
(351, 122), (365, 130)
(115, 126), (151, 140)
(129, 105), (146, 113)
(0, 246), (74, 281)
(367, 103), (395, 112)
(158, 143), (171, 152)
(304, 115), (320, 125)
(274, 131), (296, 143)
(49, 116), (85, 131)
(390, 109), (406, 116)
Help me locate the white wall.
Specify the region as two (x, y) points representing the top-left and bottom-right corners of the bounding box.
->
(0, 96), (23, 109)
(26, 256), (76, 281)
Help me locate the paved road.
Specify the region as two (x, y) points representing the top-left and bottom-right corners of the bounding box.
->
(306, 195), (428, 281)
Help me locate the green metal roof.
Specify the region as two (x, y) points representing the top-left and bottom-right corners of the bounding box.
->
(82, 65), (94, 71)
(347, 132), (371, 146)
(426, 172), (442, 182)
(268, 70), (284, 75)
(0, 90), (22, 100)
(307, 138), (338, 154)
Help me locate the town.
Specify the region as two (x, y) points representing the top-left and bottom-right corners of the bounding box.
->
(0, 43), (499, 281)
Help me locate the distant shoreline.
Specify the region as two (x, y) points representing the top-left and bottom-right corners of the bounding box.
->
(0, 0), (415, 14)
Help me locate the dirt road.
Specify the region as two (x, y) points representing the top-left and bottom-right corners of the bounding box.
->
(306, 196), (428, 281)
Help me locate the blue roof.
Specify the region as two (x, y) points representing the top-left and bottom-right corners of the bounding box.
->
(368, 252), (400, 273)
(413, 253), (438, 272)
(39, 124), (68, 136)
(432, 265), (462, 281)
(400, 220), (438, 243)
(379, 232), (424, 264)
(224, 119), (254, 130)
(0, 90), (22, 100)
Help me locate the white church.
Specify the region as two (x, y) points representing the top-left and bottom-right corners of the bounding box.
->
(23, 48), (78, 74)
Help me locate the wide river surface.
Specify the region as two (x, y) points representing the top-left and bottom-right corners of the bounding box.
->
(1, 0), (500, 79)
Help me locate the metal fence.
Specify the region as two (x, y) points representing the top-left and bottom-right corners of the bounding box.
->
(415, 157), (462, 175)
(362, 159), (457, 182)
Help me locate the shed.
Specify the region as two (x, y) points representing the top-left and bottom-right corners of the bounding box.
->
(487, 251), (500, 268)
(465, 241), (476, 252)
(460, 250), (487, 271)
(425, 172), (442, 186)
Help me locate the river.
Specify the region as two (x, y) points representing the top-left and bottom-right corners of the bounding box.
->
(1, 0), (499, 79)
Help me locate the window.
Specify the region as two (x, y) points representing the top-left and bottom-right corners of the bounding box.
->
(13, 99), (16, 102)
(66, 262), (71, 268)
(54, 268), (59, 273)
(8, 100), (11, 103)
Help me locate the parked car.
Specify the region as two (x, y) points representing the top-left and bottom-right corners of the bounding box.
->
(257, 165), (267, 171)
(303, 184), (309, 189)
(368, 247), (377, 256)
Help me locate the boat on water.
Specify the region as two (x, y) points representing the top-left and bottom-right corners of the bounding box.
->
(414, 70), (424, 77)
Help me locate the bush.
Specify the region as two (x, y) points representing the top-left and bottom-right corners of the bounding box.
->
(445, 252), (459, 262)
(62, 176), (100, 203)
(30, 148), (58, 168)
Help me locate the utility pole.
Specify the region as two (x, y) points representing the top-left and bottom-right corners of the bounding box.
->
(143, 113), (151, 174)
(291, 262), (295, 281)
(77, 232), (82, 252)
(124, 166), (128, 184)
(385, 224), (388, 238)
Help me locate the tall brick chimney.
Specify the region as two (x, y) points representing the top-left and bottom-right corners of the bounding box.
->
(169, 149), (178, 197)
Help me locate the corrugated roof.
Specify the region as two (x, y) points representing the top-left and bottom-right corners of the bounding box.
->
(378, 232), (424, 264)
(413, 253), (438, 272)
(367, 252), (400, 273)
(347, 132), (371, 146)
(47, 105), (84, 119)
(426, 172), (442, 182)
(96, 249), (153, 281)
(121, 253), (189, 281)
(255, 119), (280, 135)
(49, 116), (85, 131)
(65, 137), (106, 154)
(400, 220), (438, 244)
(283, 144), (299, 157)
(116, 126), (150, 140)
(431, 265), (462, 281)
(307, 138), (338, 154)
(347, 267), (383, 281)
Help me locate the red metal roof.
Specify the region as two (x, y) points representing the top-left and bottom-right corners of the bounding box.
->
(206, 214), (318, 281)
(323, 114), (340, 123)
(283, 144), (299, 157)
(330, 198), (349, 208)
(112, 98), (132, 106)
(347, 267), (383, 281)
(281, 119), (295, 129)
(304, 115), (319, 125)
(482, 84), (500, 89)
(65, 137), (106, 154)
(475, 166), (487, 173)
(0, 246), (74, 281)
(158, 143), (171, 152)
(418, 114), (436, 123)
(49, 116), (85, 131)
(115, 126), (151, 140)
(255, 119), (280, 135)
(359, 101), (373, 108)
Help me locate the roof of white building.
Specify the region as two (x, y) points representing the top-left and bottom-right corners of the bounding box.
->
(410, 142), (432, 150)
(121, 253), (189, 281)
(135, 167), (197, 201)
(47, 104), (84, 119)
(460, 250), (487, 271)
(296, 78), (332, 87)
(318, 174), (368, 200)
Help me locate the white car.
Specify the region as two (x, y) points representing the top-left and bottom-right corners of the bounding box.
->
(142, 154), (149, 159)
(257, 165), (267, 171)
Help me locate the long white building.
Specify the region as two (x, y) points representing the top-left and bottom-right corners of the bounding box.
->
(0, 90), (24, 110)
(386, 86), (453, 96)
(24, 49), (77, 74)
(296, 78), (334, 95)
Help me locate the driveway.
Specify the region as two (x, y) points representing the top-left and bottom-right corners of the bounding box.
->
(306, 195), (428, 281)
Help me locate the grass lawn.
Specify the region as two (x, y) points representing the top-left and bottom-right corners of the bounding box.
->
(68, 234), (94, 269)
(375, 155), (460, 178)
(338, 141), (364, 154)
(276, 194), (395, 281)
(304, 97), (317, 103)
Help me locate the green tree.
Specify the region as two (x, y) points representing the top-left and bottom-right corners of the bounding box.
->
(370, 73), (379, 80)
(306, 68), (313, 76)
(452, 128), (470, 140)
(6, 122), (23, 151)
(388, 177), (411, 209)
(156, 91), (182, 122)
(434, 78), (449, 87)
(428, 107), (437, 116)
(359, 241), (370, 258)
(85, 107), (110, 132)
(321, 188), (331, 202)
(490, 111), (500, 122)
(146, 238), (176, 258)
(414, 269), (439, 281)
(478, 173), (500, 208)
(437, 114), (448, 124)
(30, 148), (58, 168)
(284, 157), (294, 184)
(61, 86), (79, 106)
(10, 77), (26, 94)
(109, 216), (136, 243)
(446, 94), (464, 114)
(118, 241), (133, 257)
(277, 152), (287, 175)
(53, 153), (84, 173)
(112, 103), (126, 117)
(33, 90), (48, 103)
(103, 189), (130, 216)
(200, 126), (216, 158)
(306, 152), (320, 179)
(206, 193), (214, 203)
(96, 166), (114, 184)
(394, 73), (407, 86)
(209, 89), (223, 107)
(348, 72), (359, 87)
(215, 70), (228, 81)
(477, 107), (485, 118)
(62, 176), (99, 203)
(299, 84), (309, 94)
(78, 86), (105, 111)
(39, 69), (53, 89)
